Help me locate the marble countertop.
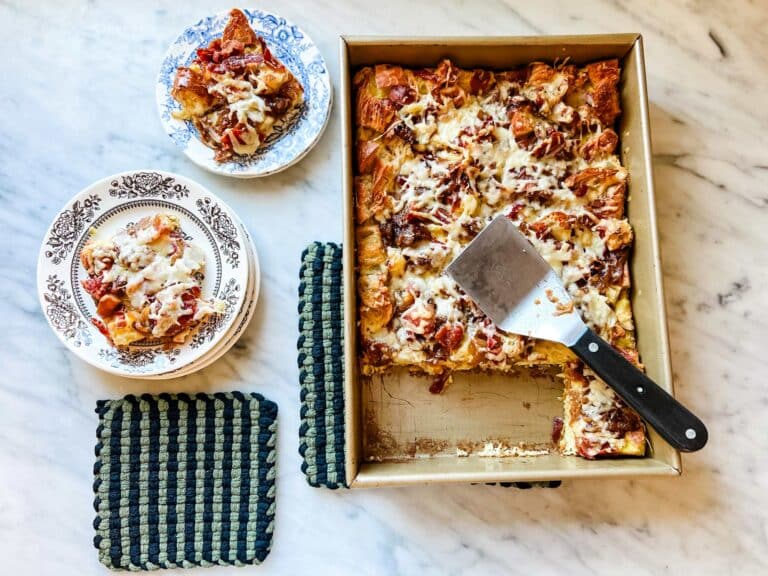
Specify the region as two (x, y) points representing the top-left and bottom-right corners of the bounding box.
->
(2, 0), (766, 574)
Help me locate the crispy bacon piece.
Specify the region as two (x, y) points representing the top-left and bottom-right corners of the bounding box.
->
(185, 285), (201, 299)
(198, 39), (246, 67)
(429, 59), (466, 105)
(435, 323), (464, 353)
(194, 43), (219, 64)
(363, 340), (393, 368)
(413, 67), (437, 83)
(264, 93), (293, 115)
(401, 301), (436, 336)
(507, 203), (525, 221)
(392, 122), (415, 144)
(496, 68), (529, 85)
(575, 438), (605, 459)
(379, 208), (432, 247)
(434, 59), (459, 86)
(220, 52), (264, 74)
(82, 276), (109, 301)
(469, 69), (494, 95)
(604, 404), (643, 436)
(590, 249), (629, 293)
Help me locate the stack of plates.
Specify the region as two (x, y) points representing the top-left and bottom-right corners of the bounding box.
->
(37, 170), (259, 379)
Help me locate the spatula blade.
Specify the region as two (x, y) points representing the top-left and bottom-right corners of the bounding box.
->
(446, 215), (585, 346)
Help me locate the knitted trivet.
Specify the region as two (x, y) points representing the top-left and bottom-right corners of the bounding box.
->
(297, 243), (346, 489)
(93, 393), (277, 570)
(297, 242), (560, 490)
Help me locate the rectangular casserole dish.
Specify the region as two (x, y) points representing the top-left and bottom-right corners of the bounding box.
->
(340, 34), (681, 487)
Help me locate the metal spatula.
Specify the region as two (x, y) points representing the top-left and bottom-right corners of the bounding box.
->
(446, 215), (707, 452)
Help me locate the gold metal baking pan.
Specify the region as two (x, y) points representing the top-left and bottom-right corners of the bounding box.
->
(340, 34), (680, 487)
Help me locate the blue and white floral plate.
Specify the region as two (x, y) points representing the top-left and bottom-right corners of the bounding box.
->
(156, 9), (332, 178)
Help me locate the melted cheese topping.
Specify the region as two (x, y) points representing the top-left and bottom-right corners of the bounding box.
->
(356, 60), (644, 458)
(83, 215), (224, 343)
(366, 82), (631, 367)
(208, 76), (271, 155)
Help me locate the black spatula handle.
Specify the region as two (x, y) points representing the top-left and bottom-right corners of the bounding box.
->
(570, 327), (707, 452)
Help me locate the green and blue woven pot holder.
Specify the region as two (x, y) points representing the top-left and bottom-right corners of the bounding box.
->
(93, 392), (277, 570)
(297, 243), (346, 489)
(297, 242), (560, 490)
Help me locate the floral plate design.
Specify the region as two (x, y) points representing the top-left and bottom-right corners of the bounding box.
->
(156, 8), (332, 178)
(37, 170), (255, 378)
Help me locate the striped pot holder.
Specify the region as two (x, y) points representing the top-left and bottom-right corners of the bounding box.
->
(93, 393), (277, 570)
(297, 243), (346, 488)
(297, 242), (560, 490)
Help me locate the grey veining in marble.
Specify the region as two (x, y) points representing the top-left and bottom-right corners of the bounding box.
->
(1, 0), (766, 574)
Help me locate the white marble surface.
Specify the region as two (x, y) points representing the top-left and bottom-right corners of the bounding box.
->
(1, 0), (766, 574)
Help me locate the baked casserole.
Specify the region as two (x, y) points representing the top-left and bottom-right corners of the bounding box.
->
(353, 58), (645, 459)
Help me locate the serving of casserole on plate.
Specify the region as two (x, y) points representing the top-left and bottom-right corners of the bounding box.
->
(341, 35), (680, 487)
(157, 8), (332, 177)
(37, 170), (259, 379)
(170, 9), (305, 163)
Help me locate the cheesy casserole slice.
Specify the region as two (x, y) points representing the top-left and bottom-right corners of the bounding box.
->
(171, 9), (304, 162)
(353, 59), (645, 459)
(80, 214), (224, 347)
